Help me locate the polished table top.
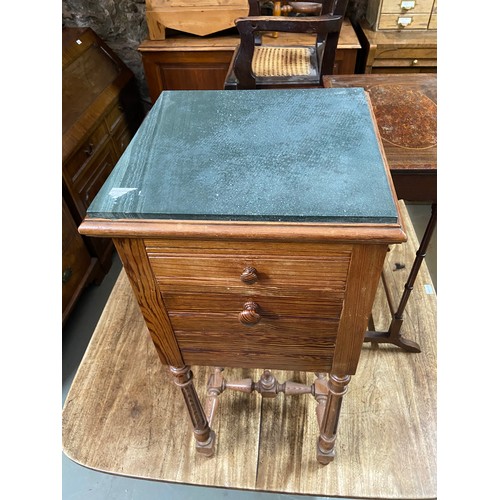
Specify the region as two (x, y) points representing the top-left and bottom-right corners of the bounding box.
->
(323, 74), (437, 202)
(87, 88), (398, 224)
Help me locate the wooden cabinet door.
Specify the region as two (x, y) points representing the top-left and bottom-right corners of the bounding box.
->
(143, 50), (234, 100)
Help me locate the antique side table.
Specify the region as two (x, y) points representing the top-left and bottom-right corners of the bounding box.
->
(79, 88), (406, 463)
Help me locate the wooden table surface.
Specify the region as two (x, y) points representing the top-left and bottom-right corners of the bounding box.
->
(323, 73), (437, 203)
(62, 201), (436, 499)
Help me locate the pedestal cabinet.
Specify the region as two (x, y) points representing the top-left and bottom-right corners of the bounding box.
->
(62, 27), (143, 324)
(79, 88), (406, 462)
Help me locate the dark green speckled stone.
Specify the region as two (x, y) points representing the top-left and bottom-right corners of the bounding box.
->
(87, 88), (397, 223)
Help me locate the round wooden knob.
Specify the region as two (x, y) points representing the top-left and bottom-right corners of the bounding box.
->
(238, 302), (261, 326)
(240, 266), (258, 284)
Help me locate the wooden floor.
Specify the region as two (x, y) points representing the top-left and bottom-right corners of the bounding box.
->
(62, 201), (436, 499)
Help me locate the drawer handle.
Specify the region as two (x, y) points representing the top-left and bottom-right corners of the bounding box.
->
(238, 302), (261, 326)
(400, 1), (415, 10)
(84, 142), (94, 156)
(62, 267), (73, 283)
(411, 59), (419, 65)
(397, 16), (413, 27)
(240, 266), (258, 284)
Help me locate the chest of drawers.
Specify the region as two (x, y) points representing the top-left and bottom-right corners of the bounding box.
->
(366, 0), (437, 31)
(79, 88), (405, 463)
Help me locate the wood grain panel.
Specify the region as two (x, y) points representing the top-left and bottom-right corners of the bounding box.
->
(151, 253), (350, 295)
(174, 315), (337, 365)
(162, 292), (344, 318)
(332, 244), (389, 375)
(181, 351), (334, 372)
(146, 238), (354, 255)
(113, 238), (184, 366)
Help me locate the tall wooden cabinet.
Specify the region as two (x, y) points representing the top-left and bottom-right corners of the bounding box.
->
(62, 27), (143, 324)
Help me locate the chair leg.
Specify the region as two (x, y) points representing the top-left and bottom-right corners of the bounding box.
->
(170, 365), (216, 456)
(316, 373), (350, 464)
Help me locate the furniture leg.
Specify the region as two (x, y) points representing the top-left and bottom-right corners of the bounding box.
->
(365, 203), (437, 352)
(169, 365), (216, 456)
(316, 373), (350, 464)
(205, 367), (225, 427)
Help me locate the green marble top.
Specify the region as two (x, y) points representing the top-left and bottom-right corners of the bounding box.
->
(87, 88), (398, 223)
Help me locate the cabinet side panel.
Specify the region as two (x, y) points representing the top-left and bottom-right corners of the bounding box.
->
(332, 244), (388, 374)
(113, 238), (184, 366)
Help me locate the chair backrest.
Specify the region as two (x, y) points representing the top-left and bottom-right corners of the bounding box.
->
(227, 0), (348, 89)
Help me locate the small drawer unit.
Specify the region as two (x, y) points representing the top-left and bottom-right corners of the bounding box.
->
(366, 0), (437, 31)
(79, 88), (406, 463)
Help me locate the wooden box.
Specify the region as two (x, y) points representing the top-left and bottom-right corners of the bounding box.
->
(145, 0), (249, 39)
(366, 0), (437, 31)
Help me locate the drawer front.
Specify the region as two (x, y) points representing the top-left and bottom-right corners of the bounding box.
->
(148, 251), (351, 297)
(380, 0), (434, 14)
(64, 121), (108, 183)
(169, 292), (338, 371)
(372, 57), (437, 69)
(175, 321), (337, 371)
(378, 13), (431, 30)
(162, 292), (344, 319)
(146, 239), (350, 371)
(112, 118), (133, 157)
(105, 102), (126, 133)
(74, 141), (117, 216)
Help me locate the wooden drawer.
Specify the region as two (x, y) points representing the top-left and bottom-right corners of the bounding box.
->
(105, 101), (126, 133)
(64, 121), (108, 183)
(74, 141), (117, 215)
(371, 45), (437, 72)
(172, 295), (338, 371)
(372, 57), (437, 69)
(378, 0), (434, 14)
(367, 0), (435, 30)
(378, 13), (431, 30)
(111, 117), (133, 157)
(148, 249), (351, 297)
(175, 319), (337, 370)
(162, 292), (344, 319)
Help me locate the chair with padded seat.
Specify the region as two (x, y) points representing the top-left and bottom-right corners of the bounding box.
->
(224, 0), (348, 90)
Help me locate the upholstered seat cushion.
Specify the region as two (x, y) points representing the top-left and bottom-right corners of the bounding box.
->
(252, 46), (314, 77)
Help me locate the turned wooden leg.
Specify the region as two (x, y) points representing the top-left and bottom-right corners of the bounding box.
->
(169, 365), (216, 456)
(317, 373), (350, 465)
